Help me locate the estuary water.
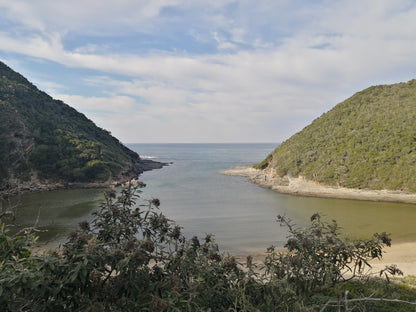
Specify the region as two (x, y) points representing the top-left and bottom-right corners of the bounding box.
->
(7, 143), (416, 254)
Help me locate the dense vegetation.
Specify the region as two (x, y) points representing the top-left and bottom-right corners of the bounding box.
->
(1, 185), (414, 311)
(257, 79), (416, 191)
(0, 61), (158, 192)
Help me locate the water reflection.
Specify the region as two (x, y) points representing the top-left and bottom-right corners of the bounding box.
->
(2, 188), (104, 242)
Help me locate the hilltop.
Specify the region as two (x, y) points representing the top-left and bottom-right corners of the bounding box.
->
(0, 61), (164, 194)
(225, 79), (416, 202)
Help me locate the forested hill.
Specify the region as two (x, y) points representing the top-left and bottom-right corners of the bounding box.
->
(0, 61), (163, 193)
(257, 79), (416, 192)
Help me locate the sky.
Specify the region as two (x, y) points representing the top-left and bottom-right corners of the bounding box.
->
(0, 0), (415, 143)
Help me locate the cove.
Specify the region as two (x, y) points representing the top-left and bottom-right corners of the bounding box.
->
(4, 143), (416, 254)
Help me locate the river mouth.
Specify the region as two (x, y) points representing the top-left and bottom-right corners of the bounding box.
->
(3, 143), (416, 254)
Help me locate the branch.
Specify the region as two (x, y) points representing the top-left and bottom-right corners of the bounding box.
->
(320, 292), (416, 312)
(0, 210), (14, 219)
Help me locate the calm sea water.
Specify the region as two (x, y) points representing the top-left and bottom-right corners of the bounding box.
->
(6, 143), (416, 254)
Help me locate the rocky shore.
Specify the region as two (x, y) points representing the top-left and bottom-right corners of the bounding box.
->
(0, 159), (167, 196)
(223, 166), (416, 204)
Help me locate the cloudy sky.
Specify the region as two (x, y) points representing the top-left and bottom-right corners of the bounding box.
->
(0, 0), (415, 143)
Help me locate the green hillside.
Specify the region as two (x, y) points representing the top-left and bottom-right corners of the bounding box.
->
(0, 61), (162, 192)
(257, 79), (416, 191)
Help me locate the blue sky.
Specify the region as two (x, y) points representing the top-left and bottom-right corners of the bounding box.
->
(0, 0), (416, 143)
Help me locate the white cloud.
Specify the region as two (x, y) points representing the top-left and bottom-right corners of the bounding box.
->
(55, 94), (138, 113)
(0, 0), (181, 34)
(0, 0), (416, 142)
(211, 32), (237, 51)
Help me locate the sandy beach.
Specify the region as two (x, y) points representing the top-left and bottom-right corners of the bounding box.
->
(237, 241), (416, 277)
(371, 241), (416, 276)
(224, 165), (416, 276)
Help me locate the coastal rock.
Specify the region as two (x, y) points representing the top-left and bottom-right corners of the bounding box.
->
(223, 166), (416, 204)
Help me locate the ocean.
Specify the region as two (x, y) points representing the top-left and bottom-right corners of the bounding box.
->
(8, 143), (416, 254)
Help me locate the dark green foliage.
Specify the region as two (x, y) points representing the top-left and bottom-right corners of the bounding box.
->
(0, 61), (145, 189)
(258, 79), (416, 191)
(254, 152), (273, 169)
(1, 186), (414, 311)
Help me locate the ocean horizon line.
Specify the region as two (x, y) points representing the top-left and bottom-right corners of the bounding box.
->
(125, 142), (280, 145)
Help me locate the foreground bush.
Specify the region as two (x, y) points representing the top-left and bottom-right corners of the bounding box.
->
(0, 185), (413, 311)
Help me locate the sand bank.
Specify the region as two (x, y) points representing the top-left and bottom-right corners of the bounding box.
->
(222, 166), (416, 204)
(371, 241), (416, 276)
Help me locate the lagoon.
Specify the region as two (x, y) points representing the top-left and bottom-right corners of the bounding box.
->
(6, 143), (416, 254)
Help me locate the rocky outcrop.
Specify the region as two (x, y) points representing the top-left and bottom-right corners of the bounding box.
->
(223, 166), (416, 204)
(1, 159), (168, 196)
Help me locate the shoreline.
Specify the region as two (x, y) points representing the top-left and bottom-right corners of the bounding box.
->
(0, 177), (137, 197)
(0, 159), (168, 197)
(222, 165), (416, 204)
(371, 241), (416, 276)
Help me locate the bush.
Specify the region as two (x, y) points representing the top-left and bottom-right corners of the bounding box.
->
(0, 185), (256, 311)
(0, 187), (412, 311)
(263, 214), (397, 297)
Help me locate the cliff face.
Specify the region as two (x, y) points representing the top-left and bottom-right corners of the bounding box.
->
(257, 79), (416, 192)
(0, 61), (164, 193)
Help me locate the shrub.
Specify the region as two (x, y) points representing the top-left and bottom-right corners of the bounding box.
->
(0, 185), (256, 311)
(263, 214), (397, 297)
(0, 187), (411, 311)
